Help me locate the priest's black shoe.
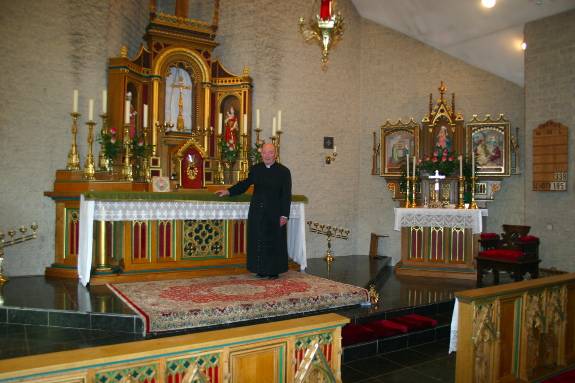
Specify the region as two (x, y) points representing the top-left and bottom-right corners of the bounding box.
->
(268, 275), (279, 280)
(255, 274), (266, 278)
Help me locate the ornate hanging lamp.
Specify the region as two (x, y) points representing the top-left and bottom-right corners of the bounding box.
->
(298, 0), (345, 71)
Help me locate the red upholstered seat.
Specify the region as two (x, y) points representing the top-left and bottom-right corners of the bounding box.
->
(390, 314), (438, 331)
(479, 249), (524, 261)
(364, 319), (408, 338)
(341, 323), (376, 346)
(480, 232), (499, 239)
(519, 235), (539, 243)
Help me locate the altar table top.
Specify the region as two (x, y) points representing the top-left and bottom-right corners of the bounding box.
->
(79, 192), (308, 286)
(394, 208), (487, 234)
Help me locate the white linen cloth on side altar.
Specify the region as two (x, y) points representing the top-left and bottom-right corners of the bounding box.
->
(78, 196), (307, 286)
(394, 208), (487, 234)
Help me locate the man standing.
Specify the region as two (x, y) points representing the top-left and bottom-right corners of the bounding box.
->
(215, 143), (292, 279)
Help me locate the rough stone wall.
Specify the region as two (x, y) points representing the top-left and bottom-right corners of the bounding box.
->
(0, 0), (148, 276)
(356, 20), (525, 264)
(525, 9), (575, 272)
(0, 0), (528, 275)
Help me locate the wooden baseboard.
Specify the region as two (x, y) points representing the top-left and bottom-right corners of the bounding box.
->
(394, 264), (476, 280)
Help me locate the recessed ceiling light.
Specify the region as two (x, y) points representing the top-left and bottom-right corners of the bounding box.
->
(521, 41), (527, 50)
(481, 0), (496, 8)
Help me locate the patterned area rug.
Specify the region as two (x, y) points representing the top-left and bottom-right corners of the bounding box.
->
(107, 271), (369, 334)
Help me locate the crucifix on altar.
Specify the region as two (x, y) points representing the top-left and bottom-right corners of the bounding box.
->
(428, 170), (446, 208)
(170, 75), (193, 132)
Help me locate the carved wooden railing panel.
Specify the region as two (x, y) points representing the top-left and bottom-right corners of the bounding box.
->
(456, 273), (575, 382)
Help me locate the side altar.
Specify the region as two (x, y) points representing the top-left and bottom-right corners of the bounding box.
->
(372, 82), (519, 279)
(44, 2), (290, 282)
(394, 208), (486, 279)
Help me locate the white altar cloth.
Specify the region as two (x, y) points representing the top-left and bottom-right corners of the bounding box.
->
(394, 208), (487, 234)
(78, 196), (307, 286)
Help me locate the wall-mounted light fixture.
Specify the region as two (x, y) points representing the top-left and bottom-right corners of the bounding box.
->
(324, 136), (337, 164)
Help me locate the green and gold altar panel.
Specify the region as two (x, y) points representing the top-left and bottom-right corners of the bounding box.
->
(182, 219), (227, 259)
(0, 314), (348, 383)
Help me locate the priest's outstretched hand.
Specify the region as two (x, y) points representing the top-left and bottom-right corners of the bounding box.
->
(214, 189), (230, 197)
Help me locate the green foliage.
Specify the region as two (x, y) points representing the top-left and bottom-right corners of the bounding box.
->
(130, 135), (154, 159)
(218, 134), (240, 163)
(249, 141), (263, 165)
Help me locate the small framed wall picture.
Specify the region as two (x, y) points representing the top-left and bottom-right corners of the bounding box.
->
(324, 136), (334, 149)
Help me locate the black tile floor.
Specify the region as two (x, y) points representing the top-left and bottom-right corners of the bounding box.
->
(342, 338), (455, 382)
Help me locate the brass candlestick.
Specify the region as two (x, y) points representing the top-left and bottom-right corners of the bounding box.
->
(307, 221), (350, 263)
(142, 124), (151, 182)
(404, 177), (411, 208)
(254, 127), (263, 145)
(66, 112), (81, 170)
(121, 123), (133, 181)
(470, 176), (479, 209)
(410, 175), (417, 208)
(83, 120), (96, 180)
(98, 113), (111, 171)
(457, 176), (465, 209)
(275, 130), (283, 163)
(239, 132), (249, 179)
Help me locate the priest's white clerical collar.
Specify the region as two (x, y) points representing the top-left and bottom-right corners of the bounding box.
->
(265, 162), (275, 168)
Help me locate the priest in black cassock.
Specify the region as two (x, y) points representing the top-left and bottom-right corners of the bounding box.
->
(215, 143), (292, 279)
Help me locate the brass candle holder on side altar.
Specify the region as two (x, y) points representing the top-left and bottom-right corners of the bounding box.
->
(404, 177), (411, 208)
(83, 120), (97, 180)
(98, 113), (110, 171)
(307, 221), (350, 263)
(470, 176), (479, 209)
(121, 123), (133, 181)
(0, 223), (38, 285)
(410, 176), (418, 208)
(457, 176), (465, 209)
(66, 112), (81, 170)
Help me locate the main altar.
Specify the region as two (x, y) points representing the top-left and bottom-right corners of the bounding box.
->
(374, 82), (518, 279)
(43, 2), (295, 283)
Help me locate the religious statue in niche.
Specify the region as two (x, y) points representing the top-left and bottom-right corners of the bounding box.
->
(165, 67), (192, 131)
(224, 106), (239, 150)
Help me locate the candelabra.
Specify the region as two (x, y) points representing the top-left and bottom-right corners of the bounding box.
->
(142, 124), (151, 182)
(240, 131), (249, 179)
(0, 223), (38, 284)
(457, 176), (465, 209)
(83, 120), (96, 180)
(66, 112), (81, 170)
(121, 122), (133, 181)
(404, 177), (411, 208)
(275, 130), (283, 163)
(98, 113), (110, 171)
(307, 221), (350, 263)
(470, 176), (479, 209)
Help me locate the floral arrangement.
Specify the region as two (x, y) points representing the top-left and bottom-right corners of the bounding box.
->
(248, 141), (263, 165)
(130, 134), (154, 160)
(219, 132), (240, 164)
(97, 128), (122, 161)
(418, 146), (460, 176)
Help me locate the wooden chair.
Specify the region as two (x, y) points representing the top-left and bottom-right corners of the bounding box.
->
(476, 225), (540, 287)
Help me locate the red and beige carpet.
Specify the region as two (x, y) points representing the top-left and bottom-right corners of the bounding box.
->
(107, 270), (369, 334)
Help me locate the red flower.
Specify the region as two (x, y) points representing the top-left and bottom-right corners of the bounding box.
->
(110, 127), (117, 135)
(449, 156), (454, 161)
(432, 158), (438, 163)
(110, 137), (117, 144)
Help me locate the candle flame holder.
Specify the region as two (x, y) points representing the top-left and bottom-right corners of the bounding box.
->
(0, 223), (38, 284)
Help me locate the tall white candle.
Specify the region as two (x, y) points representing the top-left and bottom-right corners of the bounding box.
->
(88, 99), (94, 121)
(124, 100), (130, 124)
(243, 114), (248, 134)
(413, 155), (416, 176)
(334, 145), (337, 153)
(406, 155), (410, 178)
(459, 155), (463, 177)
(272, 117), (277, 137)
(256, 109), (260, 131)
(277, 110), (282, 132)
(73, 89), (78, 113)
(218, 113), (223, 135)
(143, 104), (148, 128)
(102, 90), (107, 114)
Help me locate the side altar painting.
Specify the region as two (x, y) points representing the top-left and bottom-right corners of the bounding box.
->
(43, 1), (289, 282)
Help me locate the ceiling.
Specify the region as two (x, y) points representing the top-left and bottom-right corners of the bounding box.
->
(351, 0), (575, 86)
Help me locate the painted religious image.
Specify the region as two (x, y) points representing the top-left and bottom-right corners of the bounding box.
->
(435, 125), (452, 152)
(472, 127), (505, 174)
(224, 105), (239, 150)
(384, 130), (414, 174)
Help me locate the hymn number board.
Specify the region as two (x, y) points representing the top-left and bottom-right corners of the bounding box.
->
(532, 120), (568, 191)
